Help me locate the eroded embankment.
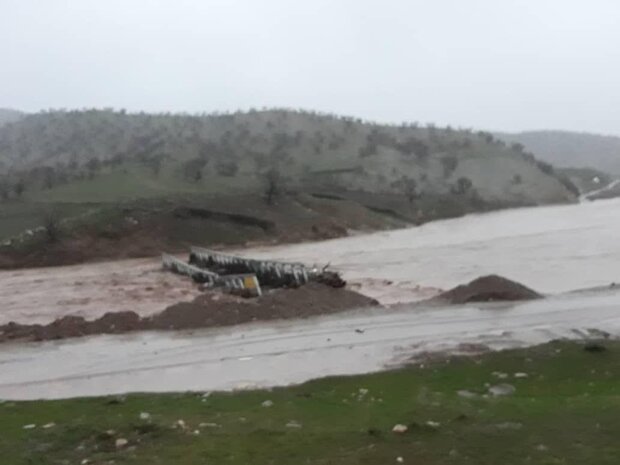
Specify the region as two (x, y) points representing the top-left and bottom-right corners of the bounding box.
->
(0, 283), (378, 343)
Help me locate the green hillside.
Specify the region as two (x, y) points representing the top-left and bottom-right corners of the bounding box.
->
(0, 109), (576, 203)
(0, 109), (579, 267)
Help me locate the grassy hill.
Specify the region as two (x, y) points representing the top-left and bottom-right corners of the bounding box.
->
(0, 109), (578, 267)
(496, 130), (620, 175)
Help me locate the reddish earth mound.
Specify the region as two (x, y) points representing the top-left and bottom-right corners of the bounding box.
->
(435, 275), (542, 304)
(0, 283), (377, 343)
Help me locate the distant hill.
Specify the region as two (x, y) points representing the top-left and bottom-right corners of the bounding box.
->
(0, 108), (24, 128)
(496, 130), (620, 175)
(0, 109), (576, 207)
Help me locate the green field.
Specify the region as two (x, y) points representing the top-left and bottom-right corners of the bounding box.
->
(2, 340), (619, 464)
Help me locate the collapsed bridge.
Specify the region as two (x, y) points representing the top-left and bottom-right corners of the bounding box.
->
(162, 247), (334, 297)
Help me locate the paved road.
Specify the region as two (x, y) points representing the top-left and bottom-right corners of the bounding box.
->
(1, 287), (619, 400)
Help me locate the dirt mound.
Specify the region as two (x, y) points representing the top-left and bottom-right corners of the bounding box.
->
(435, 275), (542, 304)
(0, 283), (378, 343)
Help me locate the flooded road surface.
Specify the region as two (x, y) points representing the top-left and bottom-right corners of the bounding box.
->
(1, 287), (620, 400)
(240, 198), (620, 303)
(1, 199), (620, 399)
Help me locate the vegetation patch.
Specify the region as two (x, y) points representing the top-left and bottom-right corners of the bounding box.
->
(2, 340), (620, 464)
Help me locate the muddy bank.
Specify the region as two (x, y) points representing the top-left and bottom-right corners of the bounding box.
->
(0, 283), (378, 343)
(433, 275), (543, 304)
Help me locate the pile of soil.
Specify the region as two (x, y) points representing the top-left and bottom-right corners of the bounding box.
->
(434, 275), (542, 304)
(0, 283), (378, 344)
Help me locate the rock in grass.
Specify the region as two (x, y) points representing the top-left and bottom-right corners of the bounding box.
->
(457, 389), (478, 399)
(488, 384), (516, 396)
(115, 438), (128, 449)
(262, 400), (274, 408)
(392, 424), (408, 434)
(285, 420), (302, 429)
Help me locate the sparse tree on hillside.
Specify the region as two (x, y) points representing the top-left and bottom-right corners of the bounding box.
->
(148, 155), (164, 176)
(394, 176), (418, 203)
(441, 156), (458, 178)
(13, 179), (25, 198)
(183, 158), (208, 182)
(216, 161), (239, 177)
(43, 167), (56, 189)
(263, 168), (283, 205)
(453, 176), (473, 195)
(0, 179), (9, 201)
(43, 211), (61, 243)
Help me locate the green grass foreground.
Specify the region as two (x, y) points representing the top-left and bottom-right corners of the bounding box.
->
(2, 340), (620, 464)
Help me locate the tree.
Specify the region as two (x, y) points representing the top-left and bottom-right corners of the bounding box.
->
(182, 158), (207, 182)
(43, 211), (61, 243)
(394, 176), (418, 203)
(441, 156), (458, 178)
(43, 167), (56, 189)
(263, 168), (283, 205)
(453, 177), (473, 195)
(216, 161), (239, 177)
(13, 179), (25, 198)
(148, 156), (164, 176)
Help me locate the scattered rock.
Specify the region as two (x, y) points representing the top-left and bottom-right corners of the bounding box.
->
(139, 412), (151, 420)
(514, 372), (529, 378)
(488, 384), (516, 396)
(199, 422), (221, 428)
(457, 390), (478, 399)
(42, 422), (56, 429)
(175, 419), (186, 429)
(433, 275), (542, 304)
(392, 424), (408, 434)
(261, 400), (274, 408)
(425, 421), (441, 429)
(396, 457), (404, 463)
(495, 422), (523, 430)
(22, 424), (36, 430)
(492, 371), (509, 379)
(285, 420), (302, 429)
(115, 438), (128, 449)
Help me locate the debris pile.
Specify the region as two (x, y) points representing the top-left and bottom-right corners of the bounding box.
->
(433, 274), (542, 304)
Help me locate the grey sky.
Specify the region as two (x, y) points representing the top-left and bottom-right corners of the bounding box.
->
(2, 0), (619, 134)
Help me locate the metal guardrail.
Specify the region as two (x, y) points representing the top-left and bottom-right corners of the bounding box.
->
(162, 253), (262, 296)
(189, 246), (312, 286)
(162, 253), (219, 284)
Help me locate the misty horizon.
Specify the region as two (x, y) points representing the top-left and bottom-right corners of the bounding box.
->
(2, 0), (620, 135)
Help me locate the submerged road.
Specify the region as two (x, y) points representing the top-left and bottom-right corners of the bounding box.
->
(1, 287), (620, 400)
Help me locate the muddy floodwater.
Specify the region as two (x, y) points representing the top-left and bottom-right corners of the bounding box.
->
(1, 288), (620, 400)
(240, 197), (620, 303)
(1, 198), (619, 399)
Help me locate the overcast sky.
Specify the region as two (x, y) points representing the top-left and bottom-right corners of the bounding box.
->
(2, 0), (619, 134)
